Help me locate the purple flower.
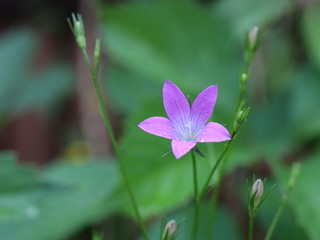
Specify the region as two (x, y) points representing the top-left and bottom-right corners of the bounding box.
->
(138, 80), (231, 159)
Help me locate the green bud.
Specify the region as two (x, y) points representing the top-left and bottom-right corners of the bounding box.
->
(247, 26), (259, 52)
(69, 13), (86, 49)
(94, 39), (101, 67)
(234, 107), (250, 130)
(241, 73), (248, 84)
(288, 163), (301, 188)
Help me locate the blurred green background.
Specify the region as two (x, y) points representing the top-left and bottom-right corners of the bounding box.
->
(0, 0), (319, 239)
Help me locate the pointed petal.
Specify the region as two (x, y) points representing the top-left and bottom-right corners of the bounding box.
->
(163, 80), (190, 125)
(171, 139), (196, 159)
(138, 117), (175, 139)
(191, 85), (218, 130)
(196, 122), (231, 143)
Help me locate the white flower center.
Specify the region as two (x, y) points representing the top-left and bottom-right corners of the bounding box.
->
(173, 118), (202, 141)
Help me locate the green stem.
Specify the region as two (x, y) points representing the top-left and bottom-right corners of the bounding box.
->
(248, 214), (254, 240)
(265, 163), (300, 240)
(205, 178), (220, 240)
(198, 47), (253, 200)
(191, 150), (199, 240)
(236, 52), (252, 113)
(81, 49), (149, 240)
(265, 192), (289, 240)
(199, 131), (236, 199)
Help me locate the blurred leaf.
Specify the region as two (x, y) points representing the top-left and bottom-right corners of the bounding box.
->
(102, 1), (240, 114)
(271, 151), (320, 240)
(215, 0), (292, 36)
(0, 28), (74, 120)
(257, 182), (308, 240)
(288, 66), (320, 140)
(0, 155), (119, 240)
(117, 99), (212, 219)
(13, 64), (74, 115)
(104, 65), (159, 114)
(0, 28), (35, 101)
(0, 152), (40, 193)
(301, 3), (320, 70)
(145, 204), (242, 240)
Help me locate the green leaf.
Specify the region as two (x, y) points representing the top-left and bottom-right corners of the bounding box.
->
(0, 152), (39, 193)
(0, 156), (119, 240)
(272, 152), (320, 240)
(301, 3), (320, 70)
(215, 0), (292, 36)
(257, 182), (308, 240)
(12, 64), (74, 115)
(0, 28), (35, 114)
(104, 65), (159, 114)
(102, 1), (240, 113)
(0, 28), (74, 120)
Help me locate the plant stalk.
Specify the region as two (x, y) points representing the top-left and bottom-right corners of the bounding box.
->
(199, 131), (236, 199)
(248, 214), (254, 240)
(191, 150), (200, 240)
(81, 48), (149, 240)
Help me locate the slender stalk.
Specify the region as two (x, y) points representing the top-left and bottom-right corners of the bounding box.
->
(264, 198), (284, 240)
(199, 131), (236, 199)
(200, 29), (257, 202)
(265, 163), (300, 240)
(264, 186), (291, 240)
(191, 150), (199, 240)
(205, 178), (220, 240)
(80, 48), (149, 240)
(248, 214), (254, 240)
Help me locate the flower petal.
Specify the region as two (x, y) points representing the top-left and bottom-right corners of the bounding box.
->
(163, 80), (190, 125)
(138, 117), (175, 139)
(191, 85), (218, 131)
(196, 122), (231, 142)
(171, 139), (196, 159)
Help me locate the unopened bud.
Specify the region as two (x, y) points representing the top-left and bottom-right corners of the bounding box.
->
(247, 26), (259, 51)
(94, 39), (101, 66)
(162, 220), (177, 240)
(251, 179), (264, 204)
(241, 73), (248, 82)
(72, 14), (86, 49)
(288, 163), (301, 188)
(234, 107), (250, 130)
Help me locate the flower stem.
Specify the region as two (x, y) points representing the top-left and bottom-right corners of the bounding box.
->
(191, 150), (200, 240)
(264, 201), (283, 240)
(80, 47), (149, 240)
(205, 178), (220, 240)
(199, 131), (236, 199)
(265, 163), (300, 240)
(248, 214), (254, 240)
(199, 29), (258, 201)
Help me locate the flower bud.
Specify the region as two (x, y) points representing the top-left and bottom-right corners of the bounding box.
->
(288, 163), (300, 188)
(251, 179), (264, 204)
(241, 73), (248, 83)
(247, 26), (259, 51)
(94, 39), (101, 67)
(162, 220), (177, 240)
(234, 107), (250, 130)
(69, 13), (86, 49)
